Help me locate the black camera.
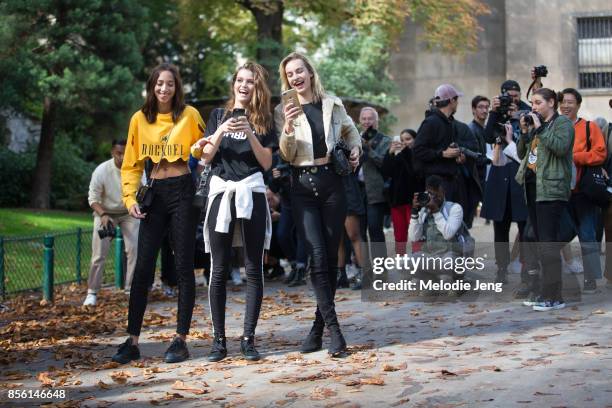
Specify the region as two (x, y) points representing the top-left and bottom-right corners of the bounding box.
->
(498, 92), (513, 118)
(98, 222), (116, 239)
(416, 191), (431, 207)
(533, 65), (548, 78)
(460, 147), (492, 166)
(275, 163), (291, 179)
(521, 111), (544, 126)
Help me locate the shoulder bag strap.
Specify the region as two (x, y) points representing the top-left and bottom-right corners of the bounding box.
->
(148, 122), (176, 187)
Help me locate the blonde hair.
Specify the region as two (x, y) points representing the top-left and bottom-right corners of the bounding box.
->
(279, 52), (325, 103)
(224, 62), (272, 135)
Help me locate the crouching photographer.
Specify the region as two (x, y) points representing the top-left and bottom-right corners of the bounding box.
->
(408, 175), (470, 285)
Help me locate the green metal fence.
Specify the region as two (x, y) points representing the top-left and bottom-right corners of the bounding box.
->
(0, 227), (126, 300)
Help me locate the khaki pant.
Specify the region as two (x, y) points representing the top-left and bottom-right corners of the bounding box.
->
(87, 214), (139, 291)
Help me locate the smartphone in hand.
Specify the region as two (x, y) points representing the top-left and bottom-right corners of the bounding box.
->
(281, 88), (302, 114)
(232, 108), (246, 119)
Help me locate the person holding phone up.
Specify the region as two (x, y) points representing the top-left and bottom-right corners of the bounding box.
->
(191, 62), (277, 362)
(274, 52), (361, 357)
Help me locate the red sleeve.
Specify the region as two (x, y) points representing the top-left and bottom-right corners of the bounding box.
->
(574, 122), (607, 166)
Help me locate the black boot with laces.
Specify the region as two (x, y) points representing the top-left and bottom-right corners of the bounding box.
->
(207, 334), (227, 362)
(112, 337), (140, 364)
(164, 336), (189, 363)
(240, 336), (261, 361)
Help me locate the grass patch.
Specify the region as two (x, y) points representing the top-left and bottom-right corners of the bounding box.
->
(0, 208), (118, 295)
(0, 208), (92, 237)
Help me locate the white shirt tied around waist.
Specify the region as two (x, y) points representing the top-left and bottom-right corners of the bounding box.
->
(203, 171), (272, 253)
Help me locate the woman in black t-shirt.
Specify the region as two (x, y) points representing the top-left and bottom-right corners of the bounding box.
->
(192, 62), (277, 362)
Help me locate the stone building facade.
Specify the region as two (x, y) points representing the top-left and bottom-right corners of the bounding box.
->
(389, 0), (612, 134)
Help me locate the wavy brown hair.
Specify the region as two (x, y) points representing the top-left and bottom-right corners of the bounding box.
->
(224, 62), (272, 135)
(141, 63), (186, 124)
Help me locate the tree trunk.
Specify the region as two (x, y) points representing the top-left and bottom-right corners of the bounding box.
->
(30, 96), (56, 209)
(247, 1), (284, 93)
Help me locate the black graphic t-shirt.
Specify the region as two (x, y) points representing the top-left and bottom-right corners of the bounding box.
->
(205, 108), (278, 181)
(302, 102), (327, 159)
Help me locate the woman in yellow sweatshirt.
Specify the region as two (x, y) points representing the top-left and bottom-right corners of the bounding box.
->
(112, 63), (206, 365)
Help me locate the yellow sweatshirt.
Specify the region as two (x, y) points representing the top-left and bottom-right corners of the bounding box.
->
(121, 105), (205, 209)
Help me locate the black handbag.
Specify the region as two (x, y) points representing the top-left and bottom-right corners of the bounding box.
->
(578, 121), (610, 207)
(192, 109), (224, 209)
(192, 163), (212, 209)
(331, 139), (351, 176)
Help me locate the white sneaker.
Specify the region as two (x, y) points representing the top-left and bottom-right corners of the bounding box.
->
(231, 268), (243, 285)
(509, 259), (522, 274)
(83, 293), (97, 306)
(563, 258), (583, 274)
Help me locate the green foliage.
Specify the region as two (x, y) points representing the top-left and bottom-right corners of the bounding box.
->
(49, 135), (97, 210)
(0, 136), (95, 210)
(317, 27), (398, 107)
(0, 147), (36, 207)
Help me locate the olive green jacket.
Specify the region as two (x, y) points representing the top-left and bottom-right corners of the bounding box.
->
(515, 114), (574, 202)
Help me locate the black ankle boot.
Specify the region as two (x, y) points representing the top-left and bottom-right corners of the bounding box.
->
(328, 326), (348, 357)
(240, 336), (261, 361)
(337, 267), (349, 288)
(300, 324), (324, 353)
(288, 266), (306, 287)
(164, 336), (189, 363)
(207, 334), (227, 362)
(112, 337), (140, 364)
(495, 268), (508, 284)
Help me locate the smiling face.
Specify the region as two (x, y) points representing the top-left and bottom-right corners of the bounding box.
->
(400, 131), (415, 149)
(233, 68), (255, 107)
(154, 70), (176, 108)
(560, 93), (580, 121)
(359, 108), (378, 130)
(284, 58), (313, 97)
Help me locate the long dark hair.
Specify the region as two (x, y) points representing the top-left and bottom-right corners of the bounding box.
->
(141, 63), (186, 124)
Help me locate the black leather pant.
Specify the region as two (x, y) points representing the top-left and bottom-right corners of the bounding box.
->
(127, 174), (198, 336)
(291, 165), (346, 330)
(207, 192), (267, 337)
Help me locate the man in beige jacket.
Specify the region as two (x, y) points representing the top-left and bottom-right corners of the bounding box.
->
(83, 139), (139, 306)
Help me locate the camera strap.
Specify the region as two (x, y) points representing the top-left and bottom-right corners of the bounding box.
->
(147, 122), (176, 188)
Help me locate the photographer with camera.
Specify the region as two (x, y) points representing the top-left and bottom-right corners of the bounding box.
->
(408, 175), (465, 282)
(358, 107), (391, 261)
(515, 88), (574, 311)
(83, 139), (139, 307)
(382, 129), (424, 256)
(481, 79), (531, 287)
(413, 84), (468, 215)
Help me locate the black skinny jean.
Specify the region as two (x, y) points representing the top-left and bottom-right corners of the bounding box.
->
(493, 185), (526, 273)
(291, 165), (346, 331)
(127, 174), (198, 336)
(524, 180), (565, 301)
(207, 192), (267, 337)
